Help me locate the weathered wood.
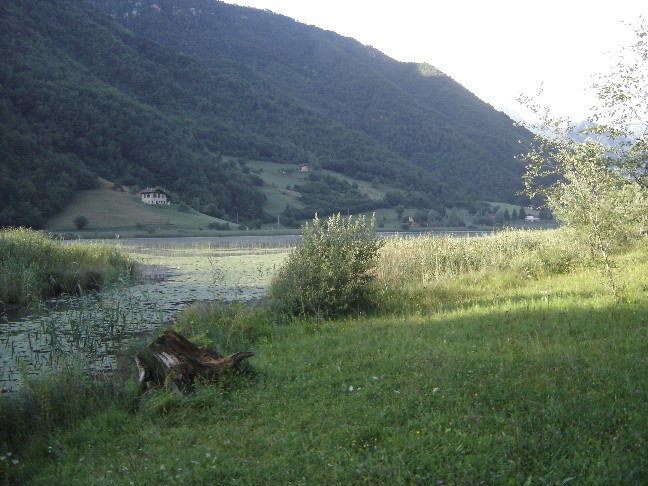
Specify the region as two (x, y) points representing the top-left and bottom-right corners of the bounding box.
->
(137, 329), (253, 392)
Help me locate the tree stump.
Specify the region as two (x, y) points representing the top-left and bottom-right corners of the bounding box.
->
(136, 329), (253, 393)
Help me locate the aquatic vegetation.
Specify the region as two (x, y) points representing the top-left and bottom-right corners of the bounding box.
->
(0, 228), (133, 307)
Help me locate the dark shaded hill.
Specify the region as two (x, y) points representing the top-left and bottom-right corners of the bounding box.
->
(92, 0), (532, 199)
(0, 0), (531, 228)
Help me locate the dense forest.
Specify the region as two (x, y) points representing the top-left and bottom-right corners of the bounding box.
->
(0, 0), (532, 228)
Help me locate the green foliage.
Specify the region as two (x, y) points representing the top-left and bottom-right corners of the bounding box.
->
(269, 213), (384, 318)
(426, 208), (442, 225)
(592, 20), (648, 192)
(519, 21), (648, 296)
(207, 221), (231, 231)
(523, 135), (645, 250)
(72, 215), (89, 230)
(94, 0), (531, 202)
(292, 172), (376, 217)
(444, 208), (465, 227)
(0, 228), (133, 306)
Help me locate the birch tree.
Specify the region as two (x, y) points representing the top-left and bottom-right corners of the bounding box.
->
(519, 20), (648, 297)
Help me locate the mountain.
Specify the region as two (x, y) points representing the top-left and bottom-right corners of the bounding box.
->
(0, 0), (532, 228)
(569, 120), (627, 148)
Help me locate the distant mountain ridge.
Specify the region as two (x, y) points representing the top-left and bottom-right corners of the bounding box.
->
(0, 0), (532, 228)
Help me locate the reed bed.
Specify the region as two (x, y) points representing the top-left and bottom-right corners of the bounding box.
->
(116, 237), (298, 252)
(0, 228), (133, 307)
(376, 228), (585, 286)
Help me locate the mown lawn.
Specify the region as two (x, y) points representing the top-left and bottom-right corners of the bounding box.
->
(2, 233), (647, 484)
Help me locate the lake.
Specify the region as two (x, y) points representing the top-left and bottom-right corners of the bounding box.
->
(0, 236), (295, 392)
(1, 231), (489, 391)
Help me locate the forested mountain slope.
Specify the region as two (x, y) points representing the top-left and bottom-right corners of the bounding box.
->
(93, 0), (532, 198)
(0, 0), (531, 228)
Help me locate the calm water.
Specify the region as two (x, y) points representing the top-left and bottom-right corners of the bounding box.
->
(0, 236), (294, 392)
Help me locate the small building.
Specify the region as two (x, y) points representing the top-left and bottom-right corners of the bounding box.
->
(525, 214), (540, 222)
(301, 164), (310, 172)
(140, 187), (170, 205)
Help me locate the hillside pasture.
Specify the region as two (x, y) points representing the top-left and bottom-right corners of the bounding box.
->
(45, 178), (233, 236)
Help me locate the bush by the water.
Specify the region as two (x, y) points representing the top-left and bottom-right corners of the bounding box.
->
(0, 228), (133, 307)
(269, 213), (384, 318)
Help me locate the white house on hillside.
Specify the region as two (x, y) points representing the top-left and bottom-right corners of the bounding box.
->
(139, 187), (170, 205)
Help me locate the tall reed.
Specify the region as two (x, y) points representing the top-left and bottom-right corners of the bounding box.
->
(376, 228), (586, 286)
(0, 228), (133, 307)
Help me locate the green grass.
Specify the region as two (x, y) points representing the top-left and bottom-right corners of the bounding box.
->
(44, 178), (233, 237)
(1, 231), (646, 484)
(245, 159), (386, 217)
(0, 227), (133, 307)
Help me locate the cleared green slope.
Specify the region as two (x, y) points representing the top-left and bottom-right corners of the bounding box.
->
(45, 178), (230, 235)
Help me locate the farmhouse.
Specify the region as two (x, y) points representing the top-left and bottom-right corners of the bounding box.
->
(140, 187), (170, 205)
(525, 214), (540, 222)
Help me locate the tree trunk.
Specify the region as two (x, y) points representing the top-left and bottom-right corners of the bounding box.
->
(136, 329), (253, 393)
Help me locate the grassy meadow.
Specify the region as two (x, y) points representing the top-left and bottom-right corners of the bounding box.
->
(45, 178), (234, 237)
(1, 228), (646, 484)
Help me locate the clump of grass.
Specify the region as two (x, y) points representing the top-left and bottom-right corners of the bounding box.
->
(174, 300), (276, 353)
(377, 228), (585, 285)
(0, 228), (133, 307)
(0, 363), (140, 480)
(374, 228), (592, 314)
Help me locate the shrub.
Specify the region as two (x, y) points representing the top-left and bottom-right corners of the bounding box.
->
(268, 213), (384, 318)
(207, 222), (231, 231)
(73, 215), (89, 229)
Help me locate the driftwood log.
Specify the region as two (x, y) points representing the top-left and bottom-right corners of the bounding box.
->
(136, 329), (253, 393)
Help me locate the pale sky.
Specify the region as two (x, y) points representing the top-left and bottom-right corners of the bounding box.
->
(223, 0), (645, 121)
